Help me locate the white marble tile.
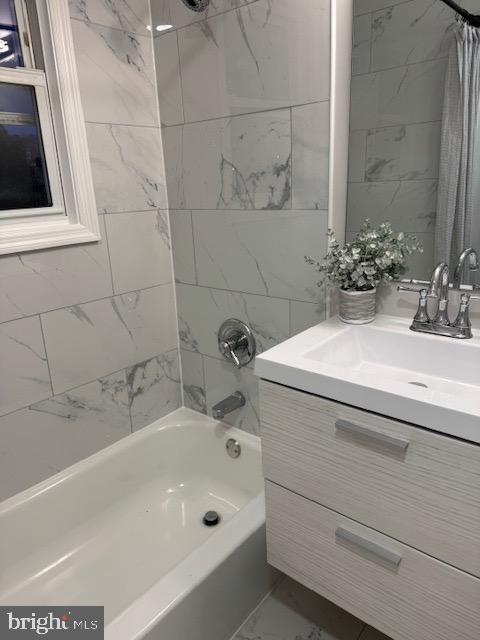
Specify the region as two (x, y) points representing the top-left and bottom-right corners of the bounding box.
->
(105, 210), (172, 293)
(162, 125), (187, 209)
(355, 0), (409, 16)
(73, 20), (157, 126)
(203, 355), (259, 434)
(353, 13), (372, 75)
(154, 30), (184, 126)
(192, 210), (328, 302)
(348, 130), (367, 183)
(350, 58), (447, 130)
(127, 349), (181, 430)
(347, 180), (437, 233)
(176, 110), (292, 210)
(0, 217), (112, 324)
(0, 317), (52, 417)
(170, 210), (196, 284)
(176, 283), (290, 358)
(371, 0), (453, 71)
(178, 0), (330, 121)
(292, 102), (330, 210)
(366, 122), (441, 182)
(70, 0), (150, 34)
(180, 349), (206, 414)
(151, 0), (249, 31)
(290, 301), (326, 336)
(86, 123), (168, 213)
(42, 284), (177, 394)
(0, 371), (131, 502)
(233, 576), (364, 640)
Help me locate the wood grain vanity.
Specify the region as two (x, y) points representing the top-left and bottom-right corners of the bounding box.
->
(259, 379), (480, 640)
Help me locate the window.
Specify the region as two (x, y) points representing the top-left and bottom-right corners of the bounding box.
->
(0, 0), (99, 254)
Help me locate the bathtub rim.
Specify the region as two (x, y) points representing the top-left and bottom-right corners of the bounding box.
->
(0, 407), (261, 516)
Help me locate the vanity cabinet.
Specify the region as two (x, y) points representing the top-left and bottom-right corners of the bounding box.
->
(260, 380), (480, 640)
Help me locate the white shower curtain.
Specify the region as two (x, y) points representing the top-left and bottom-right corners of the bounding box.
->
(435, 21), (480, 266)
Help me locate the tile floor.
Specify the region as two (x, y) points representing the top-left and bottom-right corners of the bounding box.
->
(233, 576), (391, 640)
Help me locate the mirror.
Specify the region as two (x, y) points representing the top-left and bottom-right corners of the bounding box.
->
(346, 0), (480, 282)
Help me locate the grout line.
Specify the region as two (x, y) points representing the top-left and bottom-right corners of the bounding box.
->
(101, 207), (170, 215)
(85, 119), (161, 129)
(352, 53), (448, 79)
(38, 314), (54, 398)
(354, 0), (438, 17)
(289, 106), (294, 208)
(189, 210), (199, 285)
(101, 213), (117, 296)
(175, 29), (186, 125)
(350, 119), (442, 135)
(161, 99), (330, 129)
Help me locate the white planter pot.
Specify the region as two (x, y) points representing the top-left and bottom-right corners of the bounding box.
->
(338, 288), (376, 324)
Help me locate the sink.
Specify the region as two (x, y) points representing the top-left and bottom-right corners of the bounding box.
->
(255, 315), (480, 443)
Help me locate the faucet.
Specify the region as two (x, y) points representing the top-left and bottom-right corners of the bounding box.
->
(212, 391), (246, 420)
(453, 248), (479, 289)
(428, 262), (450, 326)
(398, 255), (480, 339)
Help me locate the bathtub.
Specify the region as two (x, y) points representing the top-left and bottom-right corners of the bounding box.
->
(0, 408), (276, 640)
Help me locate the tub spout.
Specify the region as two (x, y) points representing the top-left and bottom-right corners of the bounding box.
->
(212, 391), (246, 420)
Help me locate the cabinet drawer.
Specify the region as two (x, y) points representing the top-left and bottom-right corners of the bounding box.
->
(260, 380), (480, 576)
(266, 481), (480, 640)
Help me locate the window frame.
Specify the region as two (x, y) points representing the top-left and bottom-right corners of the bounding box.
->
(0, 0), (100, 254)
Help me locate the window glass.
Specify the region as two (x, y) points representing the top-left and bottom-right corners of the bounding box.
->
(0, 82), (52, 210)
(0, 1), (24, 67)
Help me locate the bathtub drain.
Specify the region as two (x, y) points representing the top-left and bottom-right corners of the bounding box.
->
(203, 510), (221, 527)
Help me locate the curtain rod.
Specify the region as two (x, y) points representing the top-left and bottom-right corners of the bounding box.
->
(439, 0), (480, 27)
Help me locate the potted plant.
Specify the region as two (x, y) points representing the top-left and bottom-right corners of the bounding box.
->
(306, 220), (423, 324)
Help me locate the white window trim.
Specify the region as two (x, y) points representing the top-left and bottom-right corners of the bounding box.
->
(0, 0), (100, 254)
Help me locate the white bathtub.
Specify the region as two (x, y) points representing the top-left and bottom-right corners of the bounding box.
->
(0, 408), (276, 640)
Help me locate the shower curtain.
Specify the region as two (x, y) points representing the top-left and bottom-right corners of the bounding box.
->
(434, 22), (480, 266)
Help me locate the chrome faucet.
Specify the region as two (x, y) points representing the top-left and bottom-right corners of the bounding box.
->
(398, 252), (480, 339)
(212, 391), (246, 420)
(453, 248), (479, 288)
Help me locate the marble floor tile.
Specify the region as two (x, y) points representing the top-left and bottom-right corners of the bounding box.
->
(87, 123), (167, 213)
(181, 349), (206, 414)
(371, 0), (453, 72)
(292, 102), (330, 210)
(192, 210), (328, 302)
(359, 626), (392, 640)
(127, 350), (182, 430)
(72, 20), (157, 126)
(0, 371), (131, 502)
(233, 576), (364, 640)
(0, 316), (52, 417)
(106, 210), (173, 294)
(154, 31), (184, 126)
(203, 355), (259, 434)
(176, 283), (290, 359)
(42, 284), (177, 394)
(175, 109), (292, 210)
(70, 0), (150, 34)
(0, 216), (112, 324)
(178, 0), (330, 121)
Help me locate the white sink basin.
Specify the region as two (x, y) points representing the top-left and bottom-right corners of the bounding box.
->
(255, 315), (480, 444)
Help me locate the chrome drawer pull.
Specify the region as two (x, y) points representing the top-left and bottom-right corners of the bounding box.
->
(335, 419), (409, 452)
(335, 527), (402, 568)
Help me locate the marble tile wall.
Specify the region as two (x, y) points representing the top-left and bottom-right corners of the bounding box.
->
(153, 0), (331, 434)
(0, 1), (181, 502)
(347, 0), (464, 279)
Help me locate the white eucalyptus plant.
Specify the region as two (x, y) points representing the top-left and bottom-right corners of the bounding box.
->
(306, 220), (423, 292)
